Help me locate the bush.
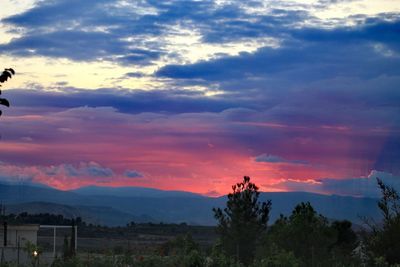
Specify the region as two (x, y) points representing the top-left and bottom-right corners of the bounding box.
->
(253, 243), (301, 267)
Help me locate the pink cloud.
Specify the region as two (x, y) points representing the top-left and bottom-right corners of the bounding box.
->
(0, 106), (392, 195)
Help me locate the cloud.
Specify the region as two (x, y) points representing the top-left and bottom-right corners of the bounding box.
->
(0, 161), (117, 189)
(0, 0), (165, 65)
(2, 0), (112, 28)
(156, 19), (400, 83)
(153, 17), (400, 154)
(124, 170), (144, 178)
(124, 72), (147, 78)
(44, 162), (113, 177)
(274, 170), (400, 198)
(0, 30), (162, 64)
(255, 154), (309, 165)
(6, 87), (242, 114)
(0, 104), (398, 193)
(81, 162), (114, 177)
(0, 162), (36, 184)
(1, 0), (399, 70)
(0, 0), (310, 65)
(317, 0), (360, 8)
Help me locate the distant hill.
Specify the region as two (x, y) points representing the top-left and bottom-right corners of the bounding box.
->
(0, 182), (89, 204)
(0, 183), (382, 226)
(5, 202), (155, 226)
(71, 185), (203, 198)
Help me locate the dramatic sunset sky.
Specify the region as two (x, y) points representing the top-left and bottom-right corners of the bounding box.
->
(0, 0), (399, 197)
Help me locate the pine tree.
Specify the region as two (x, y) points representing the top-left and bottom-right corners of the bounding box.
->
(213, 176), (271, 265)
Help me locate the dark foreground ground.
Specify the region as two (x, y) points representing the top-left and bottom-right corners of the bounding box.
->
(38, 223), (217, 256)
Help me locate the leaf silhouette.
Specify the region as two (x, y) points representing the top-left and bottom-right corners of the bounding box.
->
(0, 68), (14, 116)
(5, 68), (15, 75)
(0, 98), (10, 107)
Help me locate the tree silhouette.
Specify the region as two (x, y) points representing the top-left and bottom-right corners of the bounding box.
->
(366, 178), (400, 265)
(377, 177), (400, 223)
(213, 176), (271, 265)
(261, 202), (339, 267)
(0, 68), (14, 116)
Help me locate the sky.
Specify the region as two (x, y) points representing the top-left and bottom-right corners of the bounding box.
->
(0, 0), (399, 197)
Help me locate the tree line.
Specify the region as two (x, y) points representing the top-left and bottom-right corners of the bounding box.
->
(211, 176), (399, 267)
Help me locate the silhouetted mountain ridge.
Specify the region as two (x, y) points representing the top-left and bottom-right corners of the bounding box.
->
(71, 185), (204, 198)
(5, 202), (155, 226)
(0, 183), (381, 226)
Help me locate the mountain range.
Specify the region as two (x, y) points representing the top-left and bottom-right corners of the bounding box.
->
(0, 183), (382, 226)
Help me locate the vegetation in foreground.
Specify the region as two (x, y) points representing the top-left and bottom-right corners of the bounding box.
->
(1, 176), (399, 267)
